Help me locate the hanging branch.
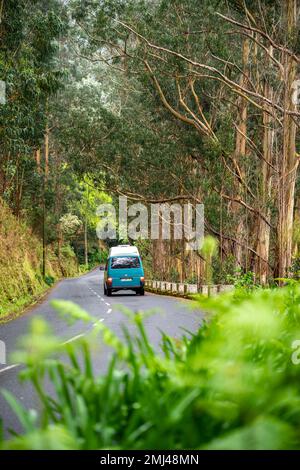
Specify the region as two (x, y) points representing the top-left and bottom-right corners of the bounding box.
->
(115, 19), (300, 118)
(216, 12), (300, 65)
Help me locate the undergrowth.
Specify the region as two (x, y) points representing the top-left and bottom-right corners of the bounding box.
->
(1, 282), (300, 449)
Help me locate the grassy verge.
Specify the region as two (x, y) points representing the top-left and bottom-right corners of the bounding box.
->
(0, 263), (103, 323)
(0, 283), (56, 324)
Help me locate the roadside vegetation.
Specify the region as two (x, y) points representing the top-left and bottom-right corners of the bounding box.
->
(1, 0), (300, 300)
(1, 282), (300, 449)
(0, 1), (110, 318)
(1, 0), (300, 452)
(0, 199), (78, 321)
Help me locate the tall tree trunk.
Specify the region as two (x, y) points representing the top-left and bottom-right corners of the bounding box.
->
(84, 215), (88, 267)
(277, 0), (298, 279)
(254, 51), (275, 284)
(232, 38), (250, 269)
(35, 148), (41, 174)
(42, 115), (49, 278)
(292, 197), (300, 258)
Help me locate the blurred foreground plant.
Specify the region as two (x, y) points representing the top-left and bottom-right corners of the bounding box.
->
(200, 236), (218, 295)
(2, 283), (300, 449)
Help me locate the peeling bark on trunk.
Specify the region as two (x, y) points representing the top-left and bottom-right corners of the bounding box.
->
(277, 0), (298, 279)
(232, 38), (250, 269)
(42, 118), (49, 278)
(254, 55), (274, 284)
(35, 148), (41, 174)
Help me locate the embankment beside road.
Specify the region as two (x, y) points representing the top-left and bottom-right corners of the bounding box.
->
(0, 199), (78, 321)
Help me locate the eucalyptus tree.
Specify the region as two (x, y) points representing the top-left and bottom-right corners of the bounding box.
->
(0, 0), (68, 220)
(68, 0), (300, 282)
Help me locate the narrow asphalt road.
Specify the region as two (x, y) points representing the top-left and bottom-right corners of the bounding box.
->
(0, 268), (203, 437)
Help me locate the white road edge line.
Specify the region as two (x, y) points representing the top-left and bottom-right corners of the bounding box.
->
(0, 283), (109, 374)
(0, 324), (100, 375)
(0, 364), (20, 375)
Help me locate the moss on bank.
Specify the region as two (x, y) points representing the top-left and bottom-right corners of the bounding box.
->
(0, 199), (78, 321)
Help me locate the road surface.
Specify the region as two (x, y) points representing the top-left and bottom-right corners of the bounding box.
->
(0, 269), (203, 437)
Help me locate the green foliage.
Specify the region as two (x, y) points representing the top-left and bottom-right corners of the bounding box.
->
(2, 284), (300, 449)
(201, 235), (218, 259)
(213, 254), (236, 284)
(289, 257), (300, 280)
(76, 247), (108, 270)
(200, 236), (219, 289)
(59, 214), (82, 236)
(0, 0), (68, 209)
(44, 275), (55, 287)
(185, 273), (198, 284)
(89, 247), (108, 265)
(0, 199), (78, 319)
(169, 267), (180, 282)
(227, 269), (259, 291)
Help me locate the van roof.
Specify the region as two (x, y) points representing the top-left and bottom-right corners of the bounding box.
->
(109, 245), (139, 257)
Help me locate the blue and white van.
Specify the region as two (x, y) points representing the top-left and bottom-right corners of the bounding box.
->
(104, 245), (145, 296)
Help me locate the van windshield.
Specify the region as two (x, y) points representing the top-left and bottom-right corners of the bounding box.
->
(111, 256), (140, 269)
